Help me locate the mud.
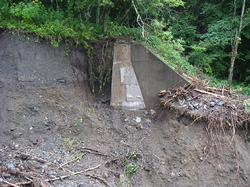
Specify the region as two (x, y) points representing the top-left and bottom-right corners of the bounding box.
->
(0, 32), (250, 187)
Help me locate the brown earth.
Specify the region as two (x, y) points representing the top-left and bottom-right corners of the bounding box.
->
(0, 32), (250, 187)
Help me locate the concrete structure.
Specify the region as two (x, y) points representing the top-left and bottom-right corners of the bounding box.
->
(111, 43), (189, 110)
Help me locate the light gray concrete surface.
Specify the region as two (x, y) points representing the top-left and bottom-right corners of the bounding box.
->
(131, 43), (189, 109)
(111, 43), (145, 110)
(111, 43), (188, 110)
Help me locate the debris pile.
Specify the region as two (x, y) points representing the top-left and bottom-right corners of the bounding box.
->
(157, 80), (250, 131)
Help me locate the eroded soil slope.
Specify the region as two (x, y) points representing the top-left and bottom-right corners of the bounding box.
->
(0, 33), (250, 187)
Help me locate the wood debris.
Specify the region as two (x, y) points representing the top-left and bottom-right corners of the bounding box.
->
(157, 80), (250, 130)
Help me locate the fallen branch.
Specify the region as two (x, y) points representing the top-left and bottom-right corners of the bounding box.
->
(2, 179), (19, 187)
(229, 112), (236, 146)
(17, 140), (43, 151)
(81, 149), (110, 157)
(46, 164), (101, 182)
(173, 124), (183, 141)
(2, 164), (101, 187)
(85, 174), (111, 187)
(194, 89), (225, 98)
(11, 150), (73, 173)
(60, 153), (86, 167)
(188, 115), (205, 127)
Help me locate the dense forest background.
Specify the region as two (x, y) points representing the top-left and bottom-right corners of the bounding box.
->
(0, 0), (250, 93)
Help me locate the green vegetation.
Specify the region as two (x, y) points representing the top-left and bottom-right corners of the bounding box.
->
(85, 108), (91, 117)
(63, 138), (75, 149)
(243, 99), (250, 114)
(245, 131), (250, 142)
(75, 153), (84, 162)
(1, 0), (250, 92)
(122, 151), (138, 175)
(74, 118), (82, 126)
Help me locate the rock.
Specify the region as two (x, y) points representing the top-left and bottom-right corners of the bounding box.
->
(48, 170), (57, 178)
(26, 160), (42, 169)
(150, 109), (156, 115)
(106, 110), (111, 116)
(7, 163), (15, 169)
(96, 103), (101, 109)
(8, 143), (16, 150)
(20, 154), (28, 160)
(2, 172), (11, 178)
(193, 104), (199, 109)
(0, 81), (4, 88)
(170, 171), (175, 178)
(188, 104), (194, 110)
(217, 100), (224, 106)
(168, 179), (173, 183)
(21, 164), (29, 170)
(210, 101), (216, 107)
(10, 126), (16, 131)
(78, 184), (87, 187)
(11, 152), (17, 158)
(7, 163), (18, 172)
(28, 135), (39, 145)
(135, 117), (141, 123)
(98, 115), (104, 121)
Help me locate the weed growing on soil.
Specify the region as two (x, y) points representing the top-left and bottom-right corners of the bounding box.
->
(74, 118), (82, 126)
(122, 151), (138, 175)
(75, 153), (84, 162)
(125, 163), (138, 175)
(86, 108), (91, 117)
(63, 138), (75, 149)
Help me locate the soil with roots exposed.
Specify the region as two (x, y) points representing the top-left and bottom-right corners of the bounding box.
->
(0, 32), (250, 187)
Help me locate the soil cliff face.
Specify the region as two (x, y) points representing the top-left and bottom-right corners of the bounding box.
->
(0, 32), (249, 187)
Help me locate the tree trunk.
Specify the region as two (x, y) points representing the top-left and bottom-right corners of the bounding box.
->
(103, 6), (111, 36)
(228, 0), (246, 88)
(120, 6), (132, 26)
(228, 40), (239, 88)
(96, 0), (100, 26)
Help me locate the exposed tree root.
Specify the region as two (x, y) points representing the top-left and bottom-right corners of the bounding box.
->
(156, 80), (250, 185)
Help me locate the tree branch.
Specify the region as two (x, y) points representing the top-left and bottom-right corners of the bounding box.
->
(241, 21), (250, 31)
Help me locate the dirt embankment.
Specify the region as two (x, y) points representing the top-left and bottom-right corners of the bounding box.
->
(0, 32), (250, 187)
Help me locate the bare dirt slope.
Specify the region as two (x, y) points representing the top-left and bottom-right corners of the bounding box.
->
(0, 32), (250, 187)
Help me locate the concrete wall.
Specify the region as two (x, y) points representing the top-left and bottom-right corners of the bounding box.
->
(110, 44), (146, 110)
(110, 43), (189, 110)
(131, 44), (188, 109)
